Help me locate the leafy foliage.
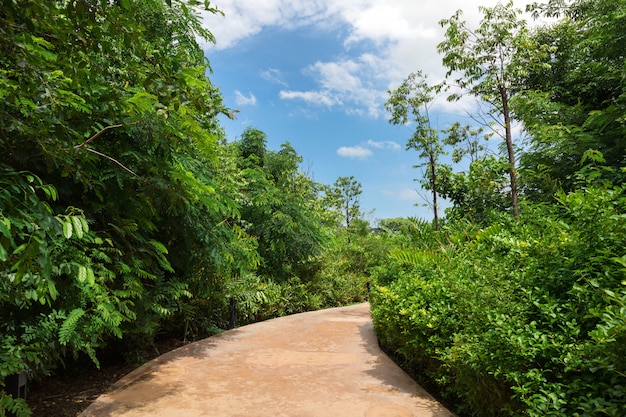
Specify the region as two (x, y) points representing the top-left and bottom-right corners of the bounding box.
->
(0, 1), (254, 414)
(374, 1), (626, 415)
(371, 172), (626, 416)
(233, 135), (326, 282)
(517, 0), (626, 198)
(438, 155), (512, 224)
(0, 0), (372, 412)
(7, 1), (625, 417)
(324, 176), (364, 233)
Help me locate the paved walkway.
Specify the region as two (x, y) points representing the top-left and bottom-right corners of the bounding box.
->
(80, 303), (454, 417)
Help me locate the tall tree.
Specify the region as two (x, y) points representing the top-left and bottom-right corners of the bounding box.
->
(437, 1), (549, 216)
(235, 132), (326, 281)
(386, 71), (446, 230)
(328, 176), (363, 230)
(238, 127), (268, 167)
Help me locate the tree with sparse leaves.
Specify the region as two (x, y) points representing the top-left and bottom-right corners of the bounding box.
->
(386, 71), (447, 230)
(437, 1), (550, 216)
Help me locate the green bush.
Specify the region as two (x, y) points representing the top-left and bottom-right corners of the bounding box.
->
(371, 185), (626, 416)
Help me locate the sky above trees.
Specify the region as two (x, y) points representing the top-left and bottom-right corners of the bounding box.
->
(200, 0), (542, 220)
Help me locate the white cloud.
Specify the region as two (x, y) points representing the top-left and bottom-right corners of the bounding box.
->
(366, 140), (401, 151)
(336, 139), (400, 160)
(201, 0), (541, 116)
(279, 55), (388, 117)
(308, 61), (362, 92)
(200, 1), (334, 50)
(260, 68), (288, 86)
(341, 2), (437, 46)
(397, 188), (420, 201)
(234, 90), (257, 106)
(279, 90), (341, 107)
(337, 146), (373, 160)
(381, 188), (420, 201)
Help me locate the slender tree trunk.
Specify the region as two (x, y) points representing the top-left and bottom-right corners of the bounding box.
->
(500, 87), (519, 217)
(345, 203), (351, 243)
(429, 154), (439, 230)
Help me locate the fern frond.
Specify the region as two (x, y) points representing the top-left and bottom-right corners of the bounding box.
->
(390, 249), (449, 268)
(59, 308), (85, 345)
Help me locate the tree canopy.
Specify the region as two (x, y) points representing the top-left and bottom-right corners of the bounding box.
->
(0, 2), (369, 415)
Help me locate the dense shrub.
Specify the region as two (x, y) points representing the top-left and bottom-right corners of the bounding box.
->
(371, 184), (626, 416)
(225, 229), (375, 326)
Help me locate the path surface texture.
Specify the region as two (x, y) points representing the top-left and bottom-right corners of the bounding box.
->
(80, 303), (455, 417)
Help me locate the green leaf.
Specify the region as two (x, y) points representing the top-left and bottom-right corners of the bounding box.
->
(611, 255), (626, 269)
(86, 267), (95, 286)
(79, 216), (89, 234)
(71, 216), (84, 239)
(77, 265), (87, 283)
(126, 91), (158, 115)
(148, 239), (169, 254)
(12, 243), (28, 255)
(25, 37), (57, 62)
(62, 220), (73, 239)
(30, 35), (54, 50)
(0, 217), (10, 238)
(59, 308), (86, 345)
(48, 279), (59, 301)
(41, 184), (58, 201)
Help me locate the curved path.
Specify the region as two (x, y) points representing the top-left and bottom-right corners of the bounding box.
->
(80, 303), (454, 417)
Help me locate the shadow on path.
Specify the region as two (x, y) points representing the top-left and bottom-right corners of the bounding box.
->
(80, 303), (455, 417)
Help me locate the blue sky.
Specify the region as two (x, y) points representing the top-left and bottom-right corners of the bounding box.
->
(199, 0), (537, 221)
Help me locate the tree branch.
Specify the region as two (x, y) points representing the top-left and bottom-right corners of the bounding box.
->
(76, 147), (138, 177)
(74, 124), (124, 149)
(73, 124), (139, 176)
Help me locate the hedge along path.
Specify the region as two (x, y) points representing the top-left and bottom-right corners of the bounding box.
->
(80, 303), (454, 417)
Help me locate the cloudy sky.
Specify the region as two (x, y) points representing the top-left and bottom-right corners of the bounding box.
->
(200, 0), (540, 221)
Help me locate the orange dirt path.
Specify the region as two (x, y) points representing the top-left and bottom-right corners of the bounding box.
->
(80, 303), (454, 417)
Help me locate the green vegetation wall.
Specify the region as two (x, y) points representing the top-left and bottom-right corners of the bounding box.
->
(0, 1), (253, 415)
(371, 185), (626, 416)
(371, 0), (626, 416)
(0, 3), (375, 416)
